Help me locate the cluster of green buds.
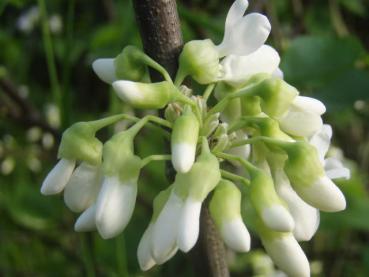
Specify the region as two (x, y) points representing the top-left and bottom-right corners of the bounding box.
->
(41, 0), (350, 276)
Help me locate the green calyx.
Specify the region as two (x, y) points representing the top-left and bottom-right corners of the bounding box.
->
(209, 179), (242, 227)
(173, 138), (221, 201)
(171, 106), (200, 145)
(283, 141), (325, 188)
(114, 46), (147, 82)
(151, 185), (173, 223)
(102, 120), (146, 181)
(178, 39), (220, 85)
(58, 122), (103, 165)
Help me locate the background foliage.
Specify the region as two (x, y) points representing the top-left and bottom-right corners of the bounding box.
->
(1, 0), (369, 276)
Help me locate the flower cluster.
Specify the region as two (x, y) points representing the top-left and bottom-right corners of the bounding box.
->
(41, 1), (350, 276)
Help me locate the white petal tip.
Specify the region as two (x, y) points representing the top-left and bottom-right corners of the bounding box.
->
(92, 58), (116, 84)
(41, 159), (75, 195)
(74, 205), (97, 232)
(262, 205), (295, 232)
(177, 200), (201, 252)
(221, 218), (251, 252)
(172, 143), (196, 173)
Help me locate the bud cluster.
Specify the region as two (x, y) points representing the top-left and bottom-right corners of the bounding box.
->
(41, 1), (350, 276)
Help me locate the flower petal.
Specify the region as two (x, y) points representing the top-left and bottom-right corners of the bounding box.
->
(262, 234), (310, 277)
(221, 217), (251, 252)
(151, 192), (183, 263)
(74, 204), (97, 232)
(275, 169), (320, 241)
(95, 176), (137, 239)
(262, 204), (295, 232)
(172, 143), (196, 173)
(292, 96), (326, 115)
(177, 198), (202, 252)
(221, 45), (280, 86)
(295, 175), (346, 212)
(309, 124), (332, 161)
(217, 13), (271, 57)
(279, 110), (323, 137)
(137, 223), (156, 271)
(272, 68), (284, 79)
(224, 0), (249, 31)
(324, 157), (350, 180)
(41, 159), (75, 195)
(64, 163), (102, 213)
(92, 58), (116, 84)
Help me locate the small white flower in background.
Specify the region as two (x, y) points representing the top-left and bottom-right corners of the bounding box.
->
(17, 6), (40, 34)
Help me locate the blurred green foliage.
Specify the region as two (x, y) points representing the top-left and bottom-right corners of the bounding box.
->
(1, 0), (369, 276)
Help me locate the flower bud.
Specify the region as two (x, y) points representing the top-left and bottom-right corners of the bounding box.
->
(64, 162), (102, 212)
(58, 122), (103, 166)
(249, 169), (294, 232)
(283, 141), (346, 212)
(112, 80), (187, 109)
(74, 204), (97, 232)
(209, 179), (251, 252)
(257, 220), (310, 277)
(172, 138), (221, 252)
(178, 39), (220, 84)
(201, 112), (220, 137)
(92, 58), (116, 84)
(114, 46), (146, 82)
(164, 103), (181, 123)
(171, 107), (200, 173)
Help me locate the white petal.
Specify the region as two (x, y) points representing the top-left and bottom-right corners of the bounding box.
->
(221, 217), (251, 252)
(92, 58), (116, 84)
(151, 192), (183, 263)
(262, 205), (295, 232)
(324, 157), (350, 180)
(172, 143), (196, 173)
(221, 45), (280, 86)
(64, 163), (102, 213)
(292, 96), (326, 115)
(177, 198), (202, 252)
(41, 159), (75, 195)
(224, 0), (249, 31)
(137, 223), (156, 271)
(272, 68), (284, 79)
(217, 13), (271, 57)
(279, 110), (323, 137)
(227, 131), (250, 162)
(74, 204), (97, 232)
(262, 234), (310, 277)
(296, 175), (346, 212)
(275, 170), (320, 241)
(112, 80), (144, 103)
(95, 176), (137, 239)
(309, 124), (332, 161)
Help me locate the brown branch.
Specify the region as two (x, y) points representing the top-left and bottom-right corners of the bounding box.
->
(132, 1), (229, 276)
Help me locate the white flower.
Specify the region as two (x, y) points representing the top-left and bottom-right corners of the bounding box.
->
(151, 191), (182, 263)
(310, 124), (350, 180)
(274, 168), (320, 241)
(216, 0), (271, 58)
(137, 223), (156, 271)
(221, 217), (251, 252)
(221, 45), (280, 86)
(176, 198), (202, 252)
(40, 159), (76, 195)
(92, 59), (116, 84)
(262, 233), (310, 277)
(279, 96), (325, 137)
(74, 204), (97, 232)
(63, 162), (102, 213)
(95, 176), (137, 239)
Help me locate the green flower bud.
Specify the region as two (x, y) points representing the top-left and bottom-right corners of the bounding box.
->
(215, 82), (241, 123)
(201, 112), (220, 137)
(249, 168), (294, 232)
(164, 103), (181, 123)
(114, 46), (147, 82)
(102, 122), (144, 182)
(173, 138), (221, 201)
(58, 122), (102, 166)
(178, 39), (220, 84)
(241, 95), (262, 116)
(210, 179), (251, 252)
(112, 80), (187, 109)
(171, 107), (200, 173)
